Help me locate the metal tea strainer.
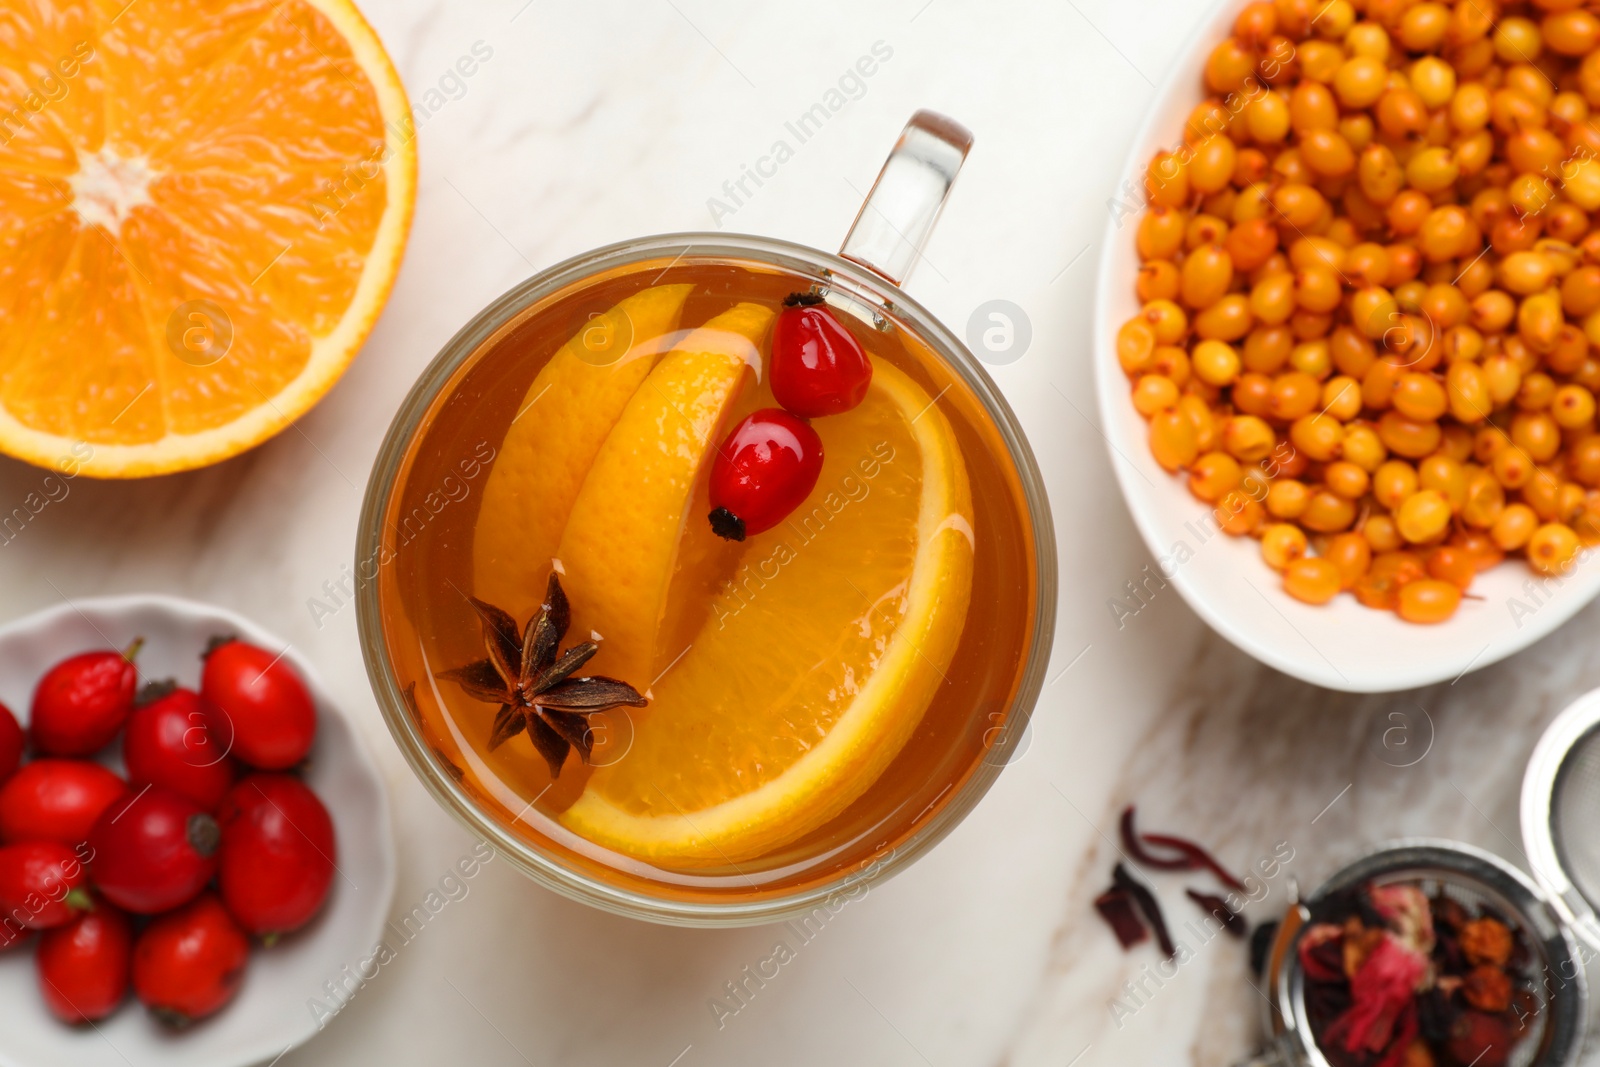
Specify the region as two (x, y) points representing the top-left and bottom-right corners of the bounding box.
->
(1234, 687), (1600, 1066)
(1238, 841), (1588, 1067)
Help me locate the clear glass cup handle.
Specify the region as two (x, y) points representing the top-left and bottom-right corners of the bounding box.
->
(840, 109), (973, 287)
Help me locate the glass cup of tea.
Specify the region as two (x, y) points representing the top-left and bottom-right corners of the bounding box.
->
(356, 111), (1057, 925)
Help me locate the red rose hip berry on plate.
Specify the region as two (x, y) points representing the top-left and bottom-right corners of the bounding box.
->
(770, 294), (873, 417)
(0, 841), (91, 928)
(36, 903), (132, 1023)
(707, 408), (825, 542)
(88, 787), (219, 914)
(133, 892), (249, 1025)
(200, 639), (316, 770)
(0, 702), (22, 784)
(218, 773), (336, 937)
(0, 759), (126, 846)
(124, 687), (237, 811)
(30, 641), (142, 757)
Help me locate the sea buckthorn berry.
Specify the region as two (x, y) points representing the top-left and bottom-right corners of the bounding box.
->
(1141, 300), (1188, 345)
(1446, 362), (1492, 424)
(1150, 409), (1200, 471)
(1132, 374), (1180, 417)
(1267, 479), (1311, 518)
(1189, 451), (1243, 502)
(1491, 502), (1540, 549)
(1290, 413), (1344, 461)
(1324, 532), (1373, 588)
(1511, 411), (1562, 463)
(1397, 489), (1453, 543)
(1243, 326), (1293, 373)
(1289, 340), (1332, 379)
(1552, 384), (1597, 430)
(1501, 251), (1556, 294)
(1192, 340), (1242, 387)
(1570, 435), (1600, 487)
(1325, 460), (1371, 500)
(1181, 245), (1234, 309)
(1419, 454), (1469, 510)
(1194, 295), (1254, 341)
(1283, 556), (1342, 604)
(1527, 522), (1582, 574)
(1178, 396), (1218, 451)
(1374, 459), (1420, 510)
(1378, 411), (1443, 459)
(1451, 528), (1505, 572)
(1301, 490), (1357, 532)
(1138, 209), (1188, 262)
(1462, 469), (1506, 528)
(1218, 490), (1266, 536)
(1118, 319), (1158, 377)
(1426, 545), (1477, 590)
(1494, 18), (1544, 63)
(1224, 415), (1277, 463)
(1189, 135), (1238, 195)
(1149, 345), (1191, 386)
(1342, 423), (1387, 472)
(1364, 513), (1403, 553)
(1321, 376), (1362, 421)
(1261, 523), (1309, 570)
(1407, 147), (1460, 193)
(1391, 373), (1448, 421)
(1271, 183), (1328, 228)
(1396, 578), (1462, 623)
(1544, 10), (1600, 56)
(1493, 445), (1535, 489)
(1138, 261), (1181, 303)
(1270, 371), (1322, 421)
(1411, 55), (1456, 108)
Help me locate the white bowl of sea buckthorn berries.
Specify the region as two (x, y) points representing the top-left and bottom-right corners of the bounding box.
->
(1095, 0), (1600, 692)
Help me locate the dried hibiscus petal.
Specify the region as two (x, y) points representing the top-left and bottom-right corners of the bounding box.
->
(1118, 806), (1193, 870)
(1327, 936), (1430, 1055)
(1095, 886), (1148, 949)
(1299, 922), (1347, 983)
(1186, 889), (1247, 938)
(1115, 863), (1176, 959)
(1118, 806), (1248, 891)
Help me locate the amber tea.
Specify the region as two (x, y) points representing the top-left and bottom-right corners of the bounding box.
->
(372, 252), (1039, 905)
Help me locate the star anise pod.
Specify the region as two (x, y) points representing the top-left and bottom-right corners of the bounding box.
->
(436, 573), (648, 778)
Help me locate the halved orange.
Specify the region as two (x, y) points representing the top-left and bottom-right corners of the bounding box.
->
(0, 0), (415, 477)
(561, 356), (975, 865)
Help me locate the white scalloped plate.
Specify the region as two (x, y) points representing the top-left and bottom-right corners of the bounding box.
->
(0, 595), (395, 1067)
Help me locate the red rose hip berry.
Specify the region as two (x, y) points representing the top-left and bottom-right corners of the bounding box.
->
(30, 642), (142, 757)
(124, 687), (237, 811)
(707, 409), (824, 542)
(37, 903), (133, 1023)
(88, 788), (219, 914)
(0, 841), (91, 928)
(0, 759), (126, 846)
(770, 294), (872, 418)
(200, 640), (316, 770)
(133, 893), (249, 1025)
(219, 773), (337, 937)
(0, 702), (22, 784)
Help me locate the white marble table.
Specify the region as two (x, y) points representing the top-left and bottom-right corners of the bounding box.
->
(6, 0), (1600, 1063)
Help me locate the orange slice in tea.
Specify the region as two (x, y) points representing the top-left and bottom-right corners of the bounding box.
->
(555, 302), (774, 685)
(561, 356), (975, 865)
(472, 283), (694, 620)
(0, 0), (415, 477)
